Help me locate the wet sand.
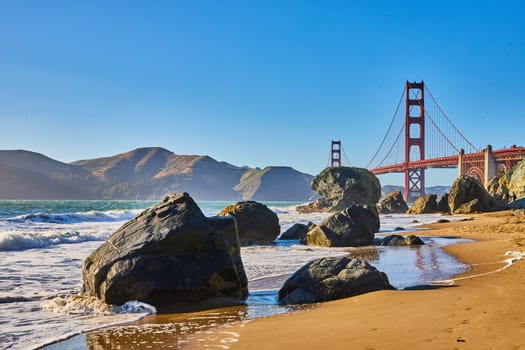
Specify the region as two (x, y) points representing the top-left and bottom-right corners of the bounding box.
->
(189, 210), (525, 349)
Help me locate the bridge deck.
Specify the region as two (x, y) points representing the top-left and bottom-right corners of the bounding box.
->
(370, 146), (525, 175)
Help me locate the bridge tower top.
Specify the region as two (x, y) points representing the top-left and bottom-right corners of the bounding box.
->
(330, 140), (341, 167)
(404, 80), (425, 201)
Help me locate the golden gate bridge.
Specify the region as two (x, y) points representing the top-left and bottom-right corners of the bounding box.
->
(329, 81), (525, 201)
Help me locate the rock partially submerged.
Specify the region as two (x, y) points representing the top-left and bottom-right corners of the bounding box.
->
(374, 234), (425, 246)
(82, 193), (248, 307)
(407, 194), (438, 214)
(278, 256), (394, 305)
(280, 222), (315, 240)
(378, 190), (409, 214)
(297, 166), (381, 213)
(449, 176), (501, 214)
(305, 205), (379, 247)
(217, 201), (280, 245)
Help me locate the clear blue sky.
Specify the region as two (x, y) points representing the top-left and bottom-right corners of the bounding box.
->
(1, 1), (524, 186)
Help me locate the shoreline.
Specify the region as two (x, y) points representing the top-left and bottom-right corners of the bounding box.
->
(185, 210), (525, 349)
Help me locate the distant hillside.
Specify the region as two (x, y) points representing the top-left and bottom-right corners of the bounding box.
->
(0, 148), (315, 201)
(0, 150), (102, 199)
(234, 166), (315, 201)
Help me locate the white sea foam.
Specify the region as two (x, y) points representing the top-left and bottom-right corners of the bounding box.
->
(0, 213), (133, 251)
(434, 250), (525, 285)
(7, 209), (140, 224)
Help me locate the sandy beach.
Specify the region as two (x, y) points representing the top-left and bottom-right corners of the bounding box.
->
(187, 210), (525, 350)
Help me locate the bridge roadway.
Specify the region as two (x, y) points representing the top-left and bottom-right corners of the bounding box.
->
(370, 146), (525, 175)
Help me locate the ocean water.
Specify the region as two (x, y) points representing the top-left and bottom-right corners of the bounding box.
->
(0, 200), (469, 350)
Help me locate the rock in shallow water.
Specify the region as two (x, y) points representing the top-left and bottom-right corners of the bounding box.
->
(82, 192), (248, 307)
(374, 234), (425, 246)
(305, 205), (379, 247)
(278, 256), (394, 305)
(217, 201), (280, 245)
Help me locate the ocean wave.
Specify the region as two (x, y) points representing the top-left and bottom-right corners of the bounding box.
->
(41, 295), (157, 316)
(0, 229), (111, 251)
(5, 209), (140, 225)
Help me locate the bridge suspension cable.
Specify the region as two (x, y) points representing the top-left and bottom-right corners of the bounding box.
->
(424, 84), (479, 154)
(366, 85), (406, 168)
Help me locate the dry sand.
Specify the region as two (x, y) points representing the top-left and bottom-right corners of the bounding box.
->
(192, 210), (525, 350)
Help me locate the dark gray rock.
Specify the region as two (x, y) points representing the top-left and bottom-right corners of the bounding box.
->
(449, 176), (501, 214)
(297, 166), (381, 213)
(278, 256), (394, 305)
(280, 222), (315, 240)
(437, 193), (450, 213)
(407, 194), (438, 214)
(305, 205), (379, 247)
(374, 234), (425, 246)
(379, 190), (409, 214)
(82, 192), (248, 307)
(217, 201), (280, 245)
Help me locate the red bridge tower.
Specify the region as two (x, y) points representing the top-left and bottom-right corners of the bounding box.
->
(405, 81), (425, 201)
(330, 140), (341, 167)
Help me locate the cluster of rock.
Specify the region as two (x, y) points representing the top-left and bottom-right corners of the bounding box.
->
(390, 175), (507, 215)
(82, 193), (248, 307)
(87, 157), (525, 309)
(81, 190), (398, 308)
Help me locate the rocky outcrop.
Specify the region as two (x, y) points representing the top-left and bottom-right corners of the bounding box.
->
(297, 167), (381, 213)
(279, 222), (315, 240)
(305, 205), (379, 247)
(437, 193), (450, 213)
(449, 176), (501, 214)
(81, 193), (248, 307)
(374, 234), (425, 246)
(217, 201), (280, 245)
(378, 190), (409, 214)
(278, 256), (394, 304)
(488, 159), (525, 203)
(407, 194), (438, 214)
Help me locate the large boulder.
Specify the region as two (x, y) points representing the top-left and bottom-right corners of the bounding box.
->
(488, 159), (525, 203)
(378, 190), (409, 214)
(407, 194), (438, 214)
(305, 205), (379, 247)
(278, 256), (394, 305)
(217, 201), (280, 245)
(82, 193), (248, 307)
(449, 176), (501, 214)
(297, 167), (381, 213)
